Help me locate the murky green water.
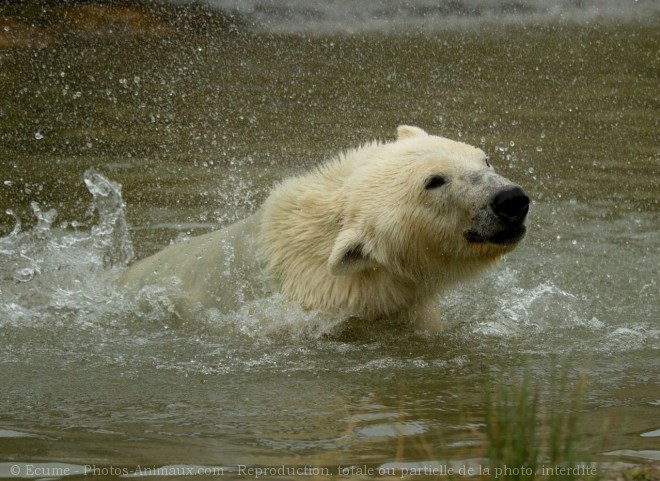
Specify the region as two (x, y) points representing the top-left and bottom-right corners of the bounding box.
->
(0, 2), (658, 480)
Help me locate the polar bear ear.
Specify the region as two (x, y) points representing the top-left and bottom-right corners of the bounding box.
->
(397, 125), (428, 140)
(328, 227), (380, 276)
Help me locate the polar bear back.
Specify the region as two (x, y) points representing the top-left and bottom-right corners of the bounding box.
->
(121, 212), (268, 314)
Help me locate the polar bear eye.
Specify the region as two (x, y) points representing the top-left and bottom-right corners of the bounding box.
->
(424, 175), (447, 190)
(485, 156), (492, 168)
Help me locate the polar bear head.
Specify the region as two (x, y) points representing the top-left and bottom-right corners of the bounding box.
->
(260, 125), (529, 322)
(327, 125), (529, 279)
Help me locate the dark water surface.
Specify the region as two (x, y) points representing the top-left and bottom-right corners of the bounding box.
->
(0, 1), (658, 479)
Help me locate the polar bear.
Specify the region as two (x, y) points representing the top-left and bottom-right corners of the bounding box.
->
(121, 125), (529, 329)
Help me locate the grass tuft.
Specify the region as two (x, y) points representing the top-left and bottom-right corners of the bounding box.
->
(483, 365), (596, 481)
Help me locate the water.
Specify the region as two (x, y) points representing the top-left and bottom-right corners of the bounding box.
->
(1, 1), (659, 479)
(181, 0), (660, 33)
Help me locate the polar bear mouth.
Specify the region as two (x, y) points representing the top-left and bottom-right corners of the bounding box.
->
(464, 225), (527, 246)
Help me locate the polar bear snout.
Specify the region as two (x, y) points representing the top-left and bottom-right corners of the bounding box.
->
(464, 185), (529, 247)
(490, 187), (529, 226)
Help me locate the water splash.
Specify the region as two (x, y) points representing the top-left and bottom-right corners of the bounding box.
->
(0, 171), (134, 329)
(442, 267), (584, 340)
(30, 202), (57, 236)
(83, 168), (134, 268)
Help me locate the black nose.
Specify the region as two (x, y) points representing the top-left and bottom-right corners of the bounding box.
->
(491, 187), (529, 225)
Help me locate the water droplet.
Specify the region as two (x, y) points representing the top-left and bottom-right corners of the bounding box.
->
(528, 167), (535, 174)
(536, 146), (543, 152)
(34, 132), (44, 140)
